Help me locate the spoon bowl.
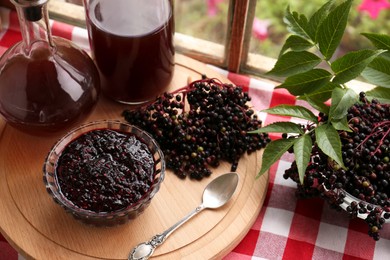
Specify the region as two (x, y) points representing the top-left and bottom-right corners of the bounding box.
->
(129, 172), (239, 260)
(202, 173), (239, 209)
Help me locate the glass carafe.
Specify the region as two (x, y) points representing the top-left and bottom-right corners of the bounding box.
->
(0, 0), (100, 134)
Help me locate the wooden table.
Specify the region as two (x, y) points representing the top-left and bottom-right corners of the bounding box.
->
(0, 54), (269, 260)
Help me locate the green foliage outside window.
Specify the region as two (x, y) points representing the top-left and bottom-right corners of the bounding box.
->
(174, 0), (390, 59)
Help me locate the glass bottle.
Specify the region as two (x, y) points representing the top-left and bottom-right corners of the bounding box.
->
(83, 0), (174, 104)
(0, 0), (100, 134)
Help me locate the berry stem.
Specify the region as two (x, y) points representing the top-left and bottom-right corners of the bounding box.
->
(356, 120), (390, 155)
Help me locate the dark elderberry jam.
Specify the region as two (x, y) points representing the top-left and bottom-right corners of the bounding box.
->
(56, 129), (155, 213)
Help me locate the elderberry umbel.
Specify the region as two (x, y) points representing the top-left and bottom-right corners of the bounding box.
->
(283, 92), (389, 240)
(123, 77), (270, 179)
(56, 129), (155, 213)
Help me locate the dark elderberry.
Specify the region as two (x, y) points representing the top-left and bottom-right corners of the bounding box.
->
(123, 77), (270, 179)
(283, 92), (389, 241)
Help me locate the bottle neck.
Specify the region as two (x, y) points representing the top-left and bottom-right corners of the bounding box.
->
(12, 0), (54, 53)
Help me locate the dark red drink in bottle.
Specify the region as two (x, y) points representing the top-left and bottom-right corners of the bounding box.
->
(85, 0), (175, 104)
(0, 0), (100, 134)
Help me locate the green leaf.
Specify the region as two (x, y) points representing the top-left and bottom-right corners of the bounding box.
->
(276, 69), (332, 96)
(329, 88), (358, 120)
(361, 56), (390, 87)
(257, 138), (297, 177)
(307, 0), (335, 42)
(293, 134), (313, 185)
(331, 49), (385, 84)
(268, 51), (322, 77)
(249, 122), (305, 135)
(362, 33), (390, 51)
(315, 123), (345, 168)
(331, 117), (352, 132)
(304, 95), (330, 115)
(279, 35), (314, 57)
(366, 86), (390, 103)
(298, 82), (340, 103)
(317, 0), (352, 60)
(362, 33), (390, 60)
(283, 6), (311, 40)
(262, 105), (318, 123)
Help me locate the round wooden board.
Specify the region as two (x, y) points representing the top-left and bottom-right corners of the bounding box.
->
(0, 54), (269, 260)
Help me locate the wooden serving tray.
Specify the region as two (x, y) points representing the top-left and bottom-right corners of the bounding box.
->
(0, 54), (268, 260)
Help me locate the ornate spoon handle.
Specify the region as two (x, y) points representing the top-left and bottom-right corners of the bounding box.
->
(128, 204), (205, 260)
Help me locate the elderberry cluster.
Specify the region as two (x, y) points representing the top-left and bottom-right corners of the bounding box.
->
(283, 92), (389, 240)
(123, 77), (270, 179)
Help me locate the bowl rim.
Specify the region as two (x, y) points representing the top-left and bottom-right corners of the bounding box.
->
(43, 119), (166, 219)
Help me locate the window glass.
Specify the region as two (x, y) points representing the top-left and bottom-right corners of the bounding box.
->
(249, 0), (390, 59)
(174, 0), (228, 45)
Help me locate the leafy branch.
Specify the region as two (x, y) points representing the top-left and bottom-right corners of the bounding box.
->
(252, 0), (390, 183)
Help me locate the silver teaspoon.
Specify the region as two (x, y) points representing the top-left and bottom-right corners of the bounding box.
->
(128, 172), (239, 260)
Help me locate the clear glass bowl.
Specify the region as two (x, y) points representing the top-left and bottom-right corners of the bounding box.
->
(43, 120), (165, 226)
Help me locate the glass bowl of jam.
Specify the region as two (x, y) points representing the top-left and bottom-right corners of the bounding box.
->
(43, 120), (165, 226)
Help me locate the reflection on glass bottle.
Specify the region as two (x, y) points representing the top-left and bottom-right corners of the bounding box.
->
(0, 0), (100, 134)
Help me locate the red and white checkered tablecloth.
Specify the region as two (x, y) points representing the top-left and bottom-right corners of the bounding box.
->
(1, 7), (389, 260)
